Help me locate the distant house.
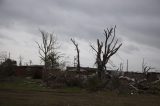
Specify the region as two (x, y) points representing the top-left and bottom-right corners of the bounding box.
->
(15, 65), (43, 79)
(66, 67), (97, 75)
(66, 67), (121, 76)
(66, 67), (160, 81)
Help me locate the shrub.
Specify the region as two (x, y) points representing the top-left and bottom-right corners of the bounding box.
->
(47, 71), (67, 88)
(64, 72), (83, 87)
(85, 75), (109, 91)
(0, 59), (16, 78)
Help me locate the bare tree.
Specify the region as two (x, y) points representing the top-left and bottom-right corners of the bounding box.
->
(19, 55), (23, 66)
(119, 62), (123, 72)
(36, 30), (57, 81)
(0, 51), (7, 64)
(71, 38), (80, 72)
(91, 26), (122, 79)
(142, 59), (154, 77)
(29, 60), (32, 66)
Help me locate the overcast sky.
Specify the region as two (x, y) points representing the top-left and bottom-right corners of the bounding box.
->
(0, 0), (160, 72)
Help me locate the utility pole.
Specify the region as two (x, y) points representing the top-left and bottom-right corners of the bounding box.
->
(142, 58), (144, 72)
(29, 60), (32, 66)
(71, 38), (80, 72)
(9, 52), (11, 59)
(126, 59), (128, 72)
(119, 63), (123, 71)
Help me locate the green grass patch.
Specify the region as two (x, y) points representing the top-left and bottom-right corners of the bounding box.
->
(0, 77), (49, 91)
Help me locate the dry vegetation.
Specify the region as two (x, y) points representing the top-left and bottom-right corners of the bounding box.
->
(0, 78), (160, 106)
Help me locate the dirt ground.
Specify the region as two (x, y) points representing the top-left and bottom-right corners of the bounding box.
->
(0, 77), (160, 106)
(0, 88), (160, 106)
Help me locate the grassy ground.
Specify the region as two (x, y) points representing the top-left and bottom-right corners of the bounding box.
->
(0, 77), (160, 106)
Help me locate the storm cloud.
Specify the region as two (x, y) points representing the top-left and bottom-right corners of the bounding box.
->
(0, 0), (160, 71)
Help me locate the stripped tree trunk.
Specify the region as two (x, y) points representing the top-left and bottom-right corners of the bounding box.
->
(71, 38), (80, 72)
(91, 26), (122, 80)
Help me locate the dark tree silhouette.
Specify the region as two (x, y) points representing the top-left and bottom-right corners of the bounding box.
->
(91, 26), (122, 79)
(71, 38), (80, 72)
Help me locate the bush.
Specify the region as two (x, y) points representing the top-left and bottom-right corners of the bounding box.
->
(47, 71), (67, 88)
(85, 75), (109, 91)
(64, 72), (83, 87)
(0, 59), (16, 78)
(86, 76), (100, 91)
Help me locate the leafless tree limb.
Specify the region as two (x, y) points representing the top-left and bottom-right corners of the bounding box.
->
(71, 38), (80, 72)
(91, 26), (122, 79)
(36, 30), (59, 81)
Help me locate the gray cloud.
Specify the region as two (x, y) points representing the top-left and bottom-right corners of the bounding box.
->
(0, 0), (160, 71)
(122, 44), (140, 54)
(0, 34), (10, 40)
(0, 31), (15, 45)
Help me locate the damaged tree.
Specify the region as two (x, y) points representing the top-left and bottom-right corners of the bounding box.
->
(36, 30), (58, 81)
(142, 59), (154, 78)
(91, 26), (122, 80)
(71, 38), (80, 72)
